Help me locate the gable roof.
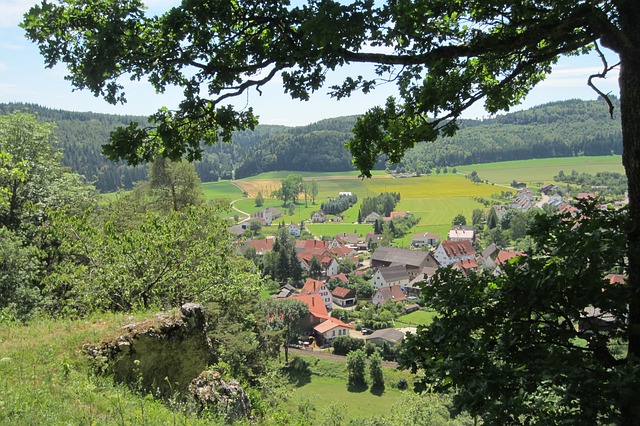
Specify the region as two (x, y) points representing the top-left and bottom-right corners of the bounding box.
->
(378, 265), (410, 282)
(314, 317), (352, 334)
(244, 238), (274, 255)
(440, 240), (476, 258)
(300, 278), (326, 295)
(375, 285), (406, 304)
(290, 294), (328, 319)
(329, 273), (349, 282)
(496, 250), (523, 265)
(332, 286), (356, 299)
(335, 232), (359, 245)
(371, 246), (434, 268)
(366, 328), (405, 344)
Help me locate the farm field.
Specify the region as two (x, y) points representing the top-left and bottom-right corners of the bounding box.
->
(201, 180), (245, 200)
(231, 172), (508, 242)
(455, 155), (624, 186)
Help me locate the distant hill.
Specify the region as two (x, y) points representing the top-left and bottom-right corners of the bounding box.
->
(0, 98), (622, 192)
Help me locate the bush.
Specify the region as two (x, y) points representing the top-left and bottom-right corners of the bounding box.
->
(332, 336), (365, 356)
(396, 378), (408, 390)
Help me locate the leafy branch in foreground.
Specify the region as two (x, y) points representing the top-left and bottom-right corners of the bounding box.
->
(400, 200), (636, 424)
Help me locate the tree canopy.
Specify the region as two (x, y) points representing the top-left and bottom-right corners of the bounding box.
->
(20, 1), (640, 422)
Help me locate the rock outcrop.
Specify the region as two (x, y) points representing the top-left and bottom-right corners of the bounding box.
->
(189, 370), (252, 422)
(84, 303), (214, 398)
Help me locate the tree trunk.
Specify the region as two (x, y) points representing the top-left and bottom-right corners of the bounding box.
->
(618, 2), (640, 423)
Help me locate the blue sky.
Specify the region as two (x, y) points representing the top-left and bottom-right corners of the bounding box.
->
(1, 0), (621, 126)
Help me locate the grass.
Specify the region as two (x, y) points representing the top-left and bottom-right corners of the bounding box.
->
(455, 155), (624, 186)
(201, 180), (245, 200)
(285, 355), (414, 422)
(0, 314), (212, 425)
(396, 310), (438, 327)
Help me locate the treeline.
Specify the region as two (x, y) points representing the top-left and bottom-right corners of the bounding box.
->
(554, 170), (628, 199)
(394, 98), (622, 174)
(360, 192), (401, 218)
(1, 98), (623, 191)
(320, 193), (358, 215)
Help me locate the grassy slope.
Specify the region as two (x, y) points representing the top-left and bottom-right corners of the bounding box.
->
(455, 155), (624, 186)
(0, 314), (212, 425)
(286, 355), (414, 422)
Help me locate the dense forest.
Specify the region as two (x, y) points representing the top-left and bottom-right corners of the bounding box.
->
(0, 98), (622, 192)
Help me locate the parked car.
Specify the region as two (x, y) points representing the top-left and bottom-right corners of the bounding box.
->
(361, 328), (373, 335)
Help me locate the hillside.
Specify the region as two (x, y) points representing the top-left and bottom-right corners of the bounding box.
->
(0, 99), (622, 192)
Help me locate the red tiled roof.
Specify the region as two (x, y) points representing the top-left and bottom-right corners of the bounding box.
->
(496, 250), (523, 265)
(314, 317), (352, 334)
(329, 273), (349, 282)
(247, 238), (274, 254)
(290, 294), (329, 319)
(300, 278), (326, 295)
(332, 286), (355, 298)
(441, 240), (476, 257)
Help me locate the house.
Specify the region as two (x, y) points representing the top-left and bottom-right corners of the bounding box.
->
(453, 258), (480, 276)
(332, 286), (357, 307)
(298, 249), (339, 277)
(290, 294), (329, 329)
(372, 285), (406, 307)
(448, 225), (475, 242)
(314, 317), (352, 345)
(371, 265), (411, 290)
(288, 222), (301, 237)
(251, 207), (283, 226)
(411, 232), (440, 248)
(364, 212), (381, 223)
(434, 240), (476, 267)
(365, 328), (405, 346)
(311, 210), (327, 223)
(405, 266), (438, 298)
(300, 278), (333, 311)
(241, 237), (275, 257)
(272, 283), (296, 299)
(334, 232), (360, 246)
(338, 192), (353, 197)
(371, 246), (439, 278)
(328, 272), (349, 283)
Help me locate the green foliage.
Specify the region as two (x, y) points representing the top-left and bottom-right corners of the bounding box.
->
(262, 228), (303, 284)
(272, 174), (304, 206)
(555, 170), (628, 199)
(346, 349), (367, 388)
(360, 192), (401, 218)
(368, 351), (384, 389)
(261, 298), (309, 363)
(321, 193), (358, 215)
(148, 156), (204, 212)
(255, 191), (264, 207)
(451, 213), (467, 226)
(332, 336), (365, 356)
(401, 200), (635, 423)
(47, 204), (261, 314)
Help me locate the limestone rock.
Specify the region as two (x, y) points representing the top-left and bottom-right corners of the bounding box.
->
(84, 303), (214, 398)
(189, 370), (251, 422)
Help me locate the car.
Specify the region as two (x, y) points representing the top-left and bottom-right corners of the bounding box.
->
(361, 328), (373, 335)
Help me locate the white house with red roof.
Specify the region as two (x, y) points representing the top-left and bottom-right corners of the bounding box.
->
(299, 278), (333, 311)
(314, 317), (352, 345)
(373, 285), (406, 307)
(434, 240), (477, 267)
(288, 222), (301, 237)
(331, 286), (357, 307)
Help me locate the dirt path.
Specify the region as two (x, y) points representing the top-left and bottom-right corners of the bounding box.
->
(286, 347), (399, 369)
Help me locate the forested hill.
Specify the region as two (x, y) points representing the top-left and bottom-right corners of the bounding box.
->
(0, 98), (622, 192)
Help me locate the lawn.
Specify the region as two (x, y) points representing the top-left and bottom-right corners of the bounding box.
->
(455, 155), (624, 186)
(396, 310), (438, 327)
(201, 180), (245, 200)
(286, 355), (415, 422)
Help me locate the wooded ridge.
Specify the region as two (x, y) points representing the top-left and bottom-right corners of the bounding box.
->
(0, 98), (621, 192)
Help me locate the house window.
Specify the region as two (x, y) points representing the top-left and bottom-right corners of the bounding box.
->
(332, 330), (335, 336)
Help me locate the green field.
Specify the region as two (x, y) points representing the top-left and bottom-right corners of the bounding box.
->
(201, 180), (245, 200)
(396, 310), (437, 327)
(287, 355), (415, 422)
(455, 155), (624, 186)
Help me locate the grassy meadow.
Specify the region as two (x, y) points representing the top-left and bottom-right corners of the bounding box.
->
(227, 156), (622, 243)
(455, 155), (624, 186)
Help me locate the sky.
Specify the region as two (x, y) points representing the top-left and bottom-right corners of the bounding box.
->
(0, 0), (621, 127)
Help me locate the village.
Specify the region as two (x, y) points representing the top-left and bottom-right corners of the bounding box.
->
(227, 183), (628, 357)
